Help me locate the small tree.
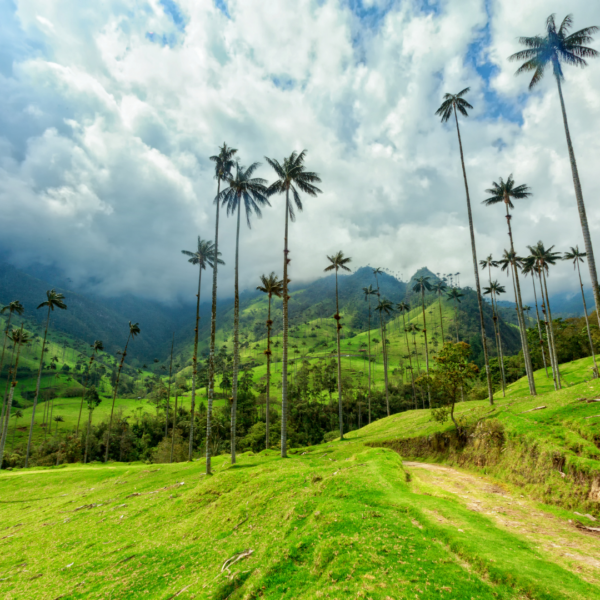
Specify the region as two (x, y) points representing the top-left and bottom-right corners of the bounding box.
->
(430, 342), (479, 433)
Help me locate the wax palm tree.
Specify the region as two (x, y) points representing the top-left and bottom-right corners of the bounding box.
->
(483, 177), (536, 396)
(165, 334), (174, 437)
(0, 327), (29, 468)
(324, 251), (351, 440)
(528, 242), (563, 388)
(104, 322), (140, 462)
(266, 150), (322, 457)
(53, 415), (64, 437)
(0, 300), (24, 430)
(25, 290), (67, 467)
(406, 322), (426, 408)
(206, 143), (237, 475)
(446, 288), (464, 342)
(182, 237), (223, 462)
(432, 281), (447, 346)
(412, 277), (433, 406)
(397, 302), (417, 408)
(375, 298), (394, 416)
(362, 285), (378, 422)
(483, 281), (507, 395)
(510, 15), (600, 327)
(436, 87), (494, 405)
(564, 246), (598, 377)
(83, 387), (102, 464)
(219, 162), (270, 463)
(10, 409), (23, 451)
(257, 272), (284, 448)
(76, 340), (103, 437)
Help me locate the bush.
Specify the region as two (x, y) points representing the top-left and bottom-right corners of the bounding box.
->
(322, 430), (339, 443)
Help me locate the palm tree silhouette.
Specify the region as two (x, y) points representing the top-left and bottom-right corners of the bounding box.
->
(564, 246), (598, 377)
(0, 326), (29, 468)
(446, 288), (464, 343)
(483, 280), (507, 395)
(266, 150), (322, 457)
(25, 290), (67, 467)
(182, 237), (223, 462)
(483, 176), (536, 396)
(0, 300), (24, 431)
(510, 15), (600, 328)
(436, 87), (494, 405)
(432, 281), (447, 346)
(528, 242), (563, 388)
(257, 272), (284, 449)
(76, 340), (103, 437)
(397, 302), (417, 408)
(206, 142), (237, 475)
(219, 162), (270, 463)
(105, 321), (140, 462)
(375, 297), (394, 416)
(324, 251), (351, 440)
(362, 285), (377, 423)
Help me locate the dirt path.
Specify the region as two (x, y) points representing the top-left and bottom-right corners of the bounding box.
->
(403, 461), (600, 586)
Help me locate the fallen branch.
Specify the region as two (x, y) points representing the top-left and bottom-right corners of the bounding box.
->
(585, 414), (600, 420)
(165, 584), (191, 599)
(221, 549), (253, 574)
(521, 406), (546, 414)
(233, 516), (249, 531)
(574, 521), (600, 535)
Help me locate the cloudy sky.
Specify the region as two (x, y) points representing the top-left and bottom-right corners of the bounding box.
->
(1, 0), (600, 305)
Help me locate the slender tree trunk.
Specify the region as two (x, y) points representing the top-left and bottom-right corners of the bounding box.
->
(555, 75), (600, 331)
(334, 270), (344, 439)
(166, 334), (174, 438)
(454, 107), (494, 405)
(402, 314), (417, 409)
(0, 312), (14, 429)
(367, 299), (372, 423)
(206, 179), (221, 475)
(11, 415), (19, 451)
(84, 409), (93, 464)
(486, 265), (504, 395)
(231, 201), (242, 464)
(265, 295), (272, 449)
(437, 295), (445, 347)
(420, 289), (431, 407)
(25, 307), (51, 468)
(76, 351), (96, 437)
(0, 326), (24, 468)
(505, 205), (536, 395)
(381, 318), (390, 416)
(170, 391), (178, 463)
(492, 293), (507, 395)
(104, 335), (131, 463)
(190, 265), (203, 461)
(576, 261), (598, 377)
(0, 343), (18, 451)
(541, 268), (561, 388)
(537, 272), (558, 390)
(281, 188), (290, 458)
(531, 275), (550, 378)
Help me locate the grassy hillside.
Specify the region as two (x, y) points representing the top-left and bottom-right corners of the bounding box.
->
(2, 380), (600, 598)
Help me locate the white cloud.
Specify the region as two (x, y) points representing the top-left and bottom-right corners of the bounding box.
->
(1, 0), (600, 307)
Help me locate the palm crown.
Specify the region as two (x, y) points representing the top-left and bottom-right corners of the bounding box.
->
(210, 143), (237, 182)
(129, 322), (141, 338)
(182, 237), (224, 270)
(563, 245), (586, 267)
(396, 301), (410, 313)
(1, 300), (24, 316)
(324, 251), (352, 273)
(257, 272), (284, 298)
(218, 163), (270, 227)
(37, 289), (67, 311)
(483, 175), (531, 210)
(411, 276), (432, 294)
(265, 150), (322, 221)
(435, 87), (473, 122)
(11, 328), (30, 346)
(527, 241), (562, 274)
(375, 298), (394, 317)
(92, 340), (104, 352)
(483, 281), (506, 297)
(446, 288), (464, 303)
(498, 249), (523, 273)
(480, 255), (498, 270)
(432, 281), (447, 294)
(363, 285), (377, 300)
(509, 14), (599, 89)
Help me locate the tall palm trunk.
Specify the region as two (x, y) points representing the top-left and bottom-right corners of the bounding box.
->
(411, 333), (425, 409)
(530, 275), (550, 378)
(190, 263), (203, 460)
(334, 270), (344, 439)
(437, 294), (445, 347)
(76, 350), (97, 437)
(401, 314), (417, 409)
(206, 179), (221, 475)
(0, 312), (14, 428)
(454, 106), (494, 405)
(556, 75), (600, 330)
(281, 188), (290, 458)
(366, 298), (372, 423)
(170, 391), (179, 463)
(420, 288), (431, 407)
(541, 268), (561, 388)
(166, 334), (174, 438)
(84, 408), (94, 464)
(0, 326), (24, 468)
(25, 307), (52, 468)
(491, 291), (507, 395)
(11, 414), (20, 451)
(0, 342), (17, 451)
(373, 274), (390, 415)
(504, 204), (536, 395)
(104, 334), (131, 462)
(575, 260), (598, 377)
(230, 201), (242, 464)
(265, 294), (273, 448)
(454, 300), (460, 342)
